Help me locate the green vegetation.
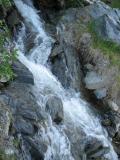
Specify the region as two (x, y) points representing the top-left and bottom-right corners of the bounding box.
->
(0, 0), (12, 7)
(0, 20), (17, 81)
(102, 0), (120, 8)
(0, 0), (17, 82)
(111, 0), (120, 8)
(13, 138), (20, 148)
(0, 149), (16, 160)
(88, 21), (120, 68)
(65, 0), (84, 8)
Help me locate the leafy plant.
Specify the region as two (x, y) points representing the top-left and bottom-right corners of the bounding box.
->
(102, 0), (120, 9)
(0, 148), (16, 160)
(65, 0), (84, 8)
(0, 0), (11, 7)
(0, 20), (17, 81)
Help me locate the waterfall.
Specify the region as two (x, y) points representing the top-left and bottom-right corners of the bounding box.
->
(14, 0), (118, 159)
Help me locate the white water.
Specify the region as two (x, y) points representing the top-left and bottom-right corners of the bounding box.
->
(14, 0), (118, 159)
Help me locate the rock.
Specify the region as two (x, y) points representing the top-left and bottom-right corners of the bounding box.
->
(85, 137), (110, 159)
(50, 44), (63, 58)
(94, 88), (107, 99)
(84, 71), (108, 90)
(25, 137), (48, 160)
(12, 60), (34, 84)
(87, 1), (120, 44)
(17, 106), (38, 121)
(46, 96), (63, 124)
(102, 118), (112, 126)
(50, 10), (83, 91)
(14, 116), (35, 135)
(0, 100), (15, 157)
(87, 1), (110, 19)
(0, 76), (10, 83)
(94, 13), (120, 44)
(6, 8), (20, 28)
(25, 32), (37, 53)
(84, 63), (94, 72)
(108, 100), (119, 112)
(0, 101), (11, 138)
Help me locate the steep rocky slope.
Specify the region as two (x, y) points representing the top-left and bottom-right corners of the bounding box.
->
(0, 0), (120, 159)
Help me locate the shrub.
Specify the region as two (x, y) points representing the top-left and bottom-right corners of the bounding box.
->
(0, 20), (17, 81)
(65, 0), (84, 8)
(0, 0), (11, 7)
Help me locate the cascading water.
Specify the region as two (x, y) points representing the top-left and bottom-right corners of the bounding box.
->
(14, 0), (118, 159)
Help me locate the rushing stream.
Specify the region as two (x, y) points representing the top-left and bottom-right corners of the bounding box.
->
(14, 0), (118, 159)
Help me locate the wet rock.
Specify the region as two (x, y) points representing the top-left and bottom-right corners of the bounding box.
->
(46, 96), (63, 124)
(17, 106), (38, 121)
(14, 116), (35, 135)
(25, 32), (37, 53)
(85, 137), (110, 159)
(25, 137), (48, 160)
(50, 44), (63, 58)
(12, 60), (34, 85)
(6, 8), (20, 29)
(50, 12), (82, 91)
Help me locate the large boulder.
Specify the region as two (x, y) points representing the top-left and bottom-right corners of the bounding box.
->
(25, 137), (48, 160)
(14, 116), (35, 135)
(45, 96), (63, 124)
(84, 71), (109, 90)
(6, 8), (20, 29)
(85, 137), (110, 159)
(87, 1), (120, 44)
(12, 60), (34, 85)
(50, 9), (83, 91)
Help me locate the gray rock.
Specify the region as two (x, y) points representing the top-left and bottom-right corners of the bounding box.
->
(14, 116), (34, 135)
(0, 101), (11, 138)
(7, 9), (20, 28)
(87, 2), (120, 44)
(46, 96), (63, 124)
(94, 88), (107, 99)
(49, 8), (84, 92)
(85, 137), (110, 159)
(17, 106), (38, 121)
(87, 1), (111, 19)
(50, 44), (63, 57)
(84, 71), (108, 90)
(13, 60), (34, 84)
(108, 100), (119, 112)
(25, 137), (48, 160)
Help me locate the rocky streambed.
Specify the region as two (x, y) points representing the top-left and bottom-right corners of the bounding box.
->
(0, 0), (120, 160)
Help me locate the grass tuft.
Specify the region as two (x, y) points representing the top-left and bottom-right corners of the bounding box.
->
(87, 21), (120, 68)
